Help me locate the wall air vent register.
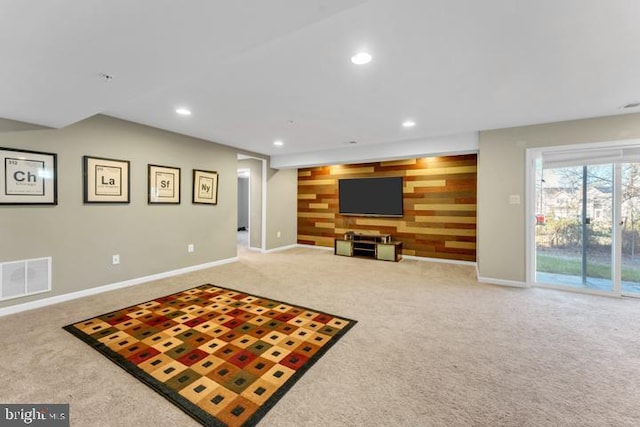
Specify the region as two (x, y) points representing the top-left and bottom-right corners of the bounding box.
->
(0, 257), (51, 301)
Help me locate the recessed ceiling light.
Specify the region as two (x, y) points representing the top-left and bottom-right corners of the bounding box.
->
(175, 108), (191, 116)
(351, 52), (372, 65)
(402, 120), (416, 128)
(273, 140), (284, 147)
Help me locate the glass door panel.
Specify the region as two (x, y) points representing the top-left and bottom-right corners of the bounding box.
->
(535, 164), (614, 292)
(621, 163), (640, 295)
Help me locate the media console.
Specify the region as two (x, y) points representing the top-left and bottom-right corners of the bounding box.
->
(334, 232), (402, 262)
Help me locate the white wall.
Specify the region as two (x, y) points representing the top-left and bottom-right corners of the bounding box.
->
(271, 132), (478, 169)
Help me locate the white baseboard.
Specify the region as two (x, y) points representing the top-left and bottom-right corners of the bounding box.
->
(296, 244), (332, 251)
(401, 254), (477, 266)
(0, 257), (238, 318)
(295, 244), (478, 264)
(263, 244), (298, 254)
(296, 244), (481, 268)
(477, 276), (527, 288)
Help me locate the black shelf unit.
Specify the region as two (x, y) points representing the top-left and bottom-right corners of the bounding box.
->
(334, 232), (402, 262)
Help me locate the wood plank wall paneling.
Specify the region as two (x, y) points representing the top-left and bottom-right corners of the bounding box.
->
(297, 154), (477, 261)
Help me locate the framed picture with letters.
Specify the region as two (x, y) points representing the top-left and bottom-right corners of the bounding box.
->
(192, 169), (218, 205)
(148, 164), (180, 204)
(0, 147), (57, 205)
(83, 156), (130, 203)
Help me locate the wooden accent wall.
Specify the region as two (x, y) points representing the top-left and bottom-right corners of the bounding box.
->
(297, 154), (477, 261)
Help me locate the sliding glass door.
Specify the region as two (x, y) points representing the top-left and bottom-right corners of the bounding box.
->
(621, 163), (640, 295)
(535, 164), (614, 293)
(529, 144), (640, 297)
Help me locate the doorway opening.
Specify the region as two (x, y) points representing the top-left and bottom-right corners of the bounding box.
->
(237, 154), (267, 252)
(237, 169), (250, 248)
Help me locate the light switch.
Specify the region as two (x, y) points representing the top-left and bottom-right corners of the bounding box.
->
(508, 195), (520, 205)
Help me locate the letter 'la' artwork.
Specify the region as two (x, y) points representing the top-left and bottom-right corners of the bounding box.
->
(95, 165), (122, 196)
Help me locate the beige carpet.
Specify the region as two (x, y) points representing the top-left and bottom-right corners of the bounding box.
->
(1, 246), (640, 426)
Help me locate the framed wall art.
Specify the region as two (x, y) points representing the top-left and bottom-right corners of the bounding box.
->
(83, 156), (130, 203)
(148, 164), (181, 204)
(0, 147), (57, 205)
(192, 169), (218, 205)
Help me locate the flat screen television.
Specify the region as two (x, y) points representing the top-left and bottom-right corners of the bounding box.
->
(338, 176), (403, 217)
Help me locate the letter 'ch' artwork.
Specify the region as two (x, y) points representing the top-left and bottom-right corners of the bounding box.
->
(0, 147), (57, 205)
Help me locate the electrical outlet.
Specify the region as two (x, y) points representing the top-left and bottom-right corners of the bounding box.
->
(276, 231), (281, 238)
(112, 254), (120, 265)
(188, 244), (194, 253)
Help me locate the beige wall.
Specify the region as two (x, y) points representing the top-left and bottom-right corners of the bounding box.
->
(6, 109), (636, 306)
(265, 168), (297, 250)
(0, 118), (49, 132)
(478, 112), (640, 283)
(0, 115), (238, 309)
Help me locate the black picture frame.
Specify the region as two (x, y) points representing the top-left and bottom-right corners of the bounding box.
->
(192, 169), (219, 205)
(83, 156), (130, 203)
(0, 147), (57, 205)
(148, 164), (181, 204)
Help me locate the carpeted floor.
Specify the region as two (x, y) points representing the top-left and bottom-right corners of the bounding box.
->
(1, 246), (640, 426)
(63, 283), (356, 426)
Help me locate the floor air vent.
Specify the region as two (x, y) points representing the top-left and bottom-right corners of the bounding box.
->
(0, 257), (51, 301)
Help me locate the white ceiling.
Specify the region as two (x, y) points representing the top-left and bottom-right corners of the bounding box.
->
(3, 0), (640, 163)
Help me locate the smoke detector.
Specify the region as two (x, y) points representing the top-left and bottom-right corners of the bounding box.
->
(98, 72), (114, 82)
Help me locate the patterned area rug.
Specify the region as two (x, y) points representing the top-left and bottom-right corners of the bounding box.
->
(63, 284), (356, 427)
